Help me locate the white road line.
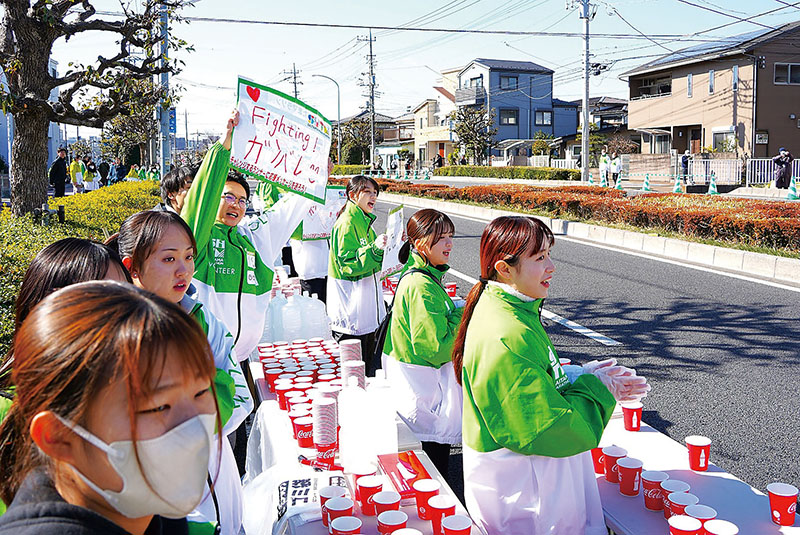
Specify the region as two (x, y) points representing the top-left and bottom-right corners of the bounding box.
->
(447, 268), (623, 346)
(381, 200), (800, 294)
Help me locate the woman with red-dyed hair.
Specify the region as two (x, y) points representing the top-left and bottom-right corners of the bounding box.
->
(453, 216), (649, 535)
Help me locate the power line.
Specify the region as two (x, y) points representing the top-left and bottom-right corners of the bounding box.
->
(674, 0), (779, 31)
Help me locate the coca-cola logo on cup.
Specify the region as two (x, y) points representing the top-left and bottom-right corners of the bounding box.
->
(298, 429), (312, 438)
(317, 447), (335, 460)
(789, 503), (797, 514)
(644, 488), (662, 499)
(611, 464), (620, 474)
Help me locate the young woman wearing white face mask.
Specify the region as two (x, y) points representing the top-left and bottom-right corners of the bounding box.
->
(0, 281), (221, 535)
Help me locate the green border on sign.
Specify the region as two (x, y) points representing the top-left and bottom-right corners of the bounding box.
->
(232, 76), (331, 204)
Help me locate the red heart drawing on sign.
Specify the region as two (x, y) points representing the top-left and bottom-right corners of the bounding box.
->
(246, 86), (260, 102)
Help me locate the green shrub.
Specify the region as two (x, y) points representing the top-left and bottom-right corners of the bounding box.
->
(0, 181), (160, 354)
(433, 165), (580, 181)
(332, 165), (367, 176)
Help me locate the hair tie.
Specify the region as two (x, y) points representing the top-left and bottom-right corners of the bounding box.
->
(478, 277), (488, 285)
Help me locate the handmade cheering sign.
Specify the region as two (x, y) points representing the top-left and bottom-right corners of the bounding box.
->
(301, 185), (347, 241)
(380, 205), (405, 280)
(231, 77), (331, 203)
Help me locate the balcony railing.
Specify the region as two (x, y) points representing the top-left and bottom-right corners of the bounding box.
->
(630, 92), (672, 102)
(455, 86), (487, 106)
(382, 127), (415, 142)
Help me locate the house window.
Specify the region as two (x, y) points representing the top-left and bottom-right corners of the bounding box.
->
(534, 111), (553, 126)
(571, 145), (581, 158)
(654, 134), (670, 154)
(419, 118), (423, 129)
(732, 65), (738, 92)
(687, 73), (693, 98)
(500, 76), (518, 90)
(774, 63), (800, 85)
(499, 109), (518, 125)
(469, 76), (483, 88)
(637, 76), (671, 98)
(709, 70), (715, 94)
(713, 131), (735, 151)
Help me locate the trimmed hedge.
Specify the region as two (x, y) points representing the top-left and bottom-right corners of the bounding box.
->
(434, 165), (581, 181)
(376, 181), (800, 252)
(331, 165), (366, 176)
(0, 181), (161, 354)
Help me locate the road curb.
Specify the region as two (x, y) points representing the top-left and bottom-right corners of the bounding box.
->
(382, 192), (800, 287)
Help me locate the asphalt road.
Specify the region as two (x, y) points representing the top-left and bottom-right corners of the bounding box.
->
(372, 199), (800, 496)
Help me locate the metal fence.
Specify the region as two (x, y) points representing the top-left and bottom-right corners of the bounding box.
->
(746, 158), (800, 186)
(551, 158), (579, 170)
(686, 159), (742, 185)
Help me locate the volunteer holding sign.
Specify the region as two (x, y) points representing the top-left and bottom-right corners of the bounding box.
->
(383, 209), (463, 481)
(452, 216), (650, 535)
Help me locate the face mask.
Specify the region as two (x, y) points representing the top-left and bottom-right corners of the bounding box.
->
(56, 413), (215, 519)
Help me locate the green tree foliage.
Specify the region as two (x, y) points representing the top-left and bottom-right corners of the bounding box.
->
(531, 130), (554, 156)
(449, 106), (497, 165)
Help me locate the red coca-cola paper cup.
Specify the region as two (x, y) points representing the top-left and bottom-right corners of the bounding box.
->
(295, 376), (315, 385)
(357, 475), (384, 516)
(622, 402), (643, 432)
(351, 464), (377, 501)
(445, 282), (457, 297)
(661, 480), (690, 519)
(668, 515), (702, 535)
(428, 494), (457, 535)
(288, 408), (310, 438)
(685, 435), (711, 471)
(320, 486), (347, 528)
(703, 519), (739, 535)
(767, 482), (798, 526)
(331, 516), (361, 535)
(275, 383), (293, 410)
(559, 358), (572, 366)
(315, 442), (336, 466)
(413, 479), (441, 520)
(602, 445), (627, 483)
(288, 396), (310, 411)
(616, 457), (643, 496)
(264, 367), (283, 391)
(325, 497), (354, 531)
(590, 447), (605, 474)
(668, 492), (699, 518)
(685, 504), (717, 534)
(319, 374), (337, 382)
(377, 510), (408, 534)
(392, 529), (423, 535)
(641, 471), (669, 511)
(372, 490), (401, 515)
(295, 416), (313, 448)
(442, 514), (473, 535)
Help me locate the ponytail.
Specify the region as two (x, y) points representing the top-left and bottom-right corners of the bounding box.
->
(451, 278), (487, 385)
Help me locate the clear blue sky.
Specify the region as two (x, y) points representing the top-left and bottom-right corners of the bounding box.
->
(51, 0), (800, 139)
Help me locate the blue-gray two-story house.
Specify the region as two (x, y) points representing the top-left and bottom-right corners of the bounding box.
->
(454, 58), (578, 158)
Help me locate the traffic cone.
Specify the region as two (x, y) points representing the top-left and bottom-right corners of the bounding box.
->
(672, 174), (683, 193)
(588, 173), (595, 186)
(404, 169), (409, 179)
(600, 173), (608, 188)
(787, 176), (799, 200)
(413, 169), (418, 180)
(707, 171), (719, 195)
(424, 169), (431, 180)
(641, 174), (652, 192)
(615, 174), (624, 190)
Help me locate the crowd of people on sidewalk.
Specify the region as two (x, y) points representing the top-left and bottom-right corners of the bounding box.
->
(0, 111), (652, 535)
(48, 148), (162, 197)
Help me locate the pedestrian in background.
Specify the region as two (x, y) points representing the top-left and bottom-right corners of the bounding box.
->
(155, 165), (195, 214)
(83, 156), (97, 192)
(97, 160), (110, 187)
(599, 147), (610, 184)
(773, 147), (794, 189)
(48, 147), (68, 198)
(610, 151), (621, 186)
(681, 150), (691, 185)
(68, 154), (83, 193)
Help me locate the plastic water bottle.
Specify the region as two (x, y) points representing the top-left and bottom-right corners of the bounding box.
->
(308, 293), (330, 338)
(267, 289), (287, 342)
(367, 371), (398, 456)
(339, 377), (376, 471)
(281, 292), (304, 341)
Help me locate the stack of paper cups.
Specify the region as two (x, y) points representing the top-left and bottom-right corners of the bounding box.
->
(342, 361), (366, 389)
(339, 339), (362, 363)
(312, 397), (337, 465)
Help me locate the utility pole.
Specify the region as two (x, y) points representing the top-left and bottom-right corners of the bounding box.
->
(158, 5), (171, 176)
(282, 63), (302, 99)
(312, 74), (341, 164)
(358, 30), (377, 167)
(568, 0), (594, 183)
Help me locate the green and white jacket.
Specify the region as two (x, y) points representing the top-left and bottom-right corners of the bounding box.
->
(461, 282), (615, 535)
(182, 143), (312, 360)
(181, 291), (251, 535)
(326, 201), (386, 335)
(383, 252), (463, 443)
